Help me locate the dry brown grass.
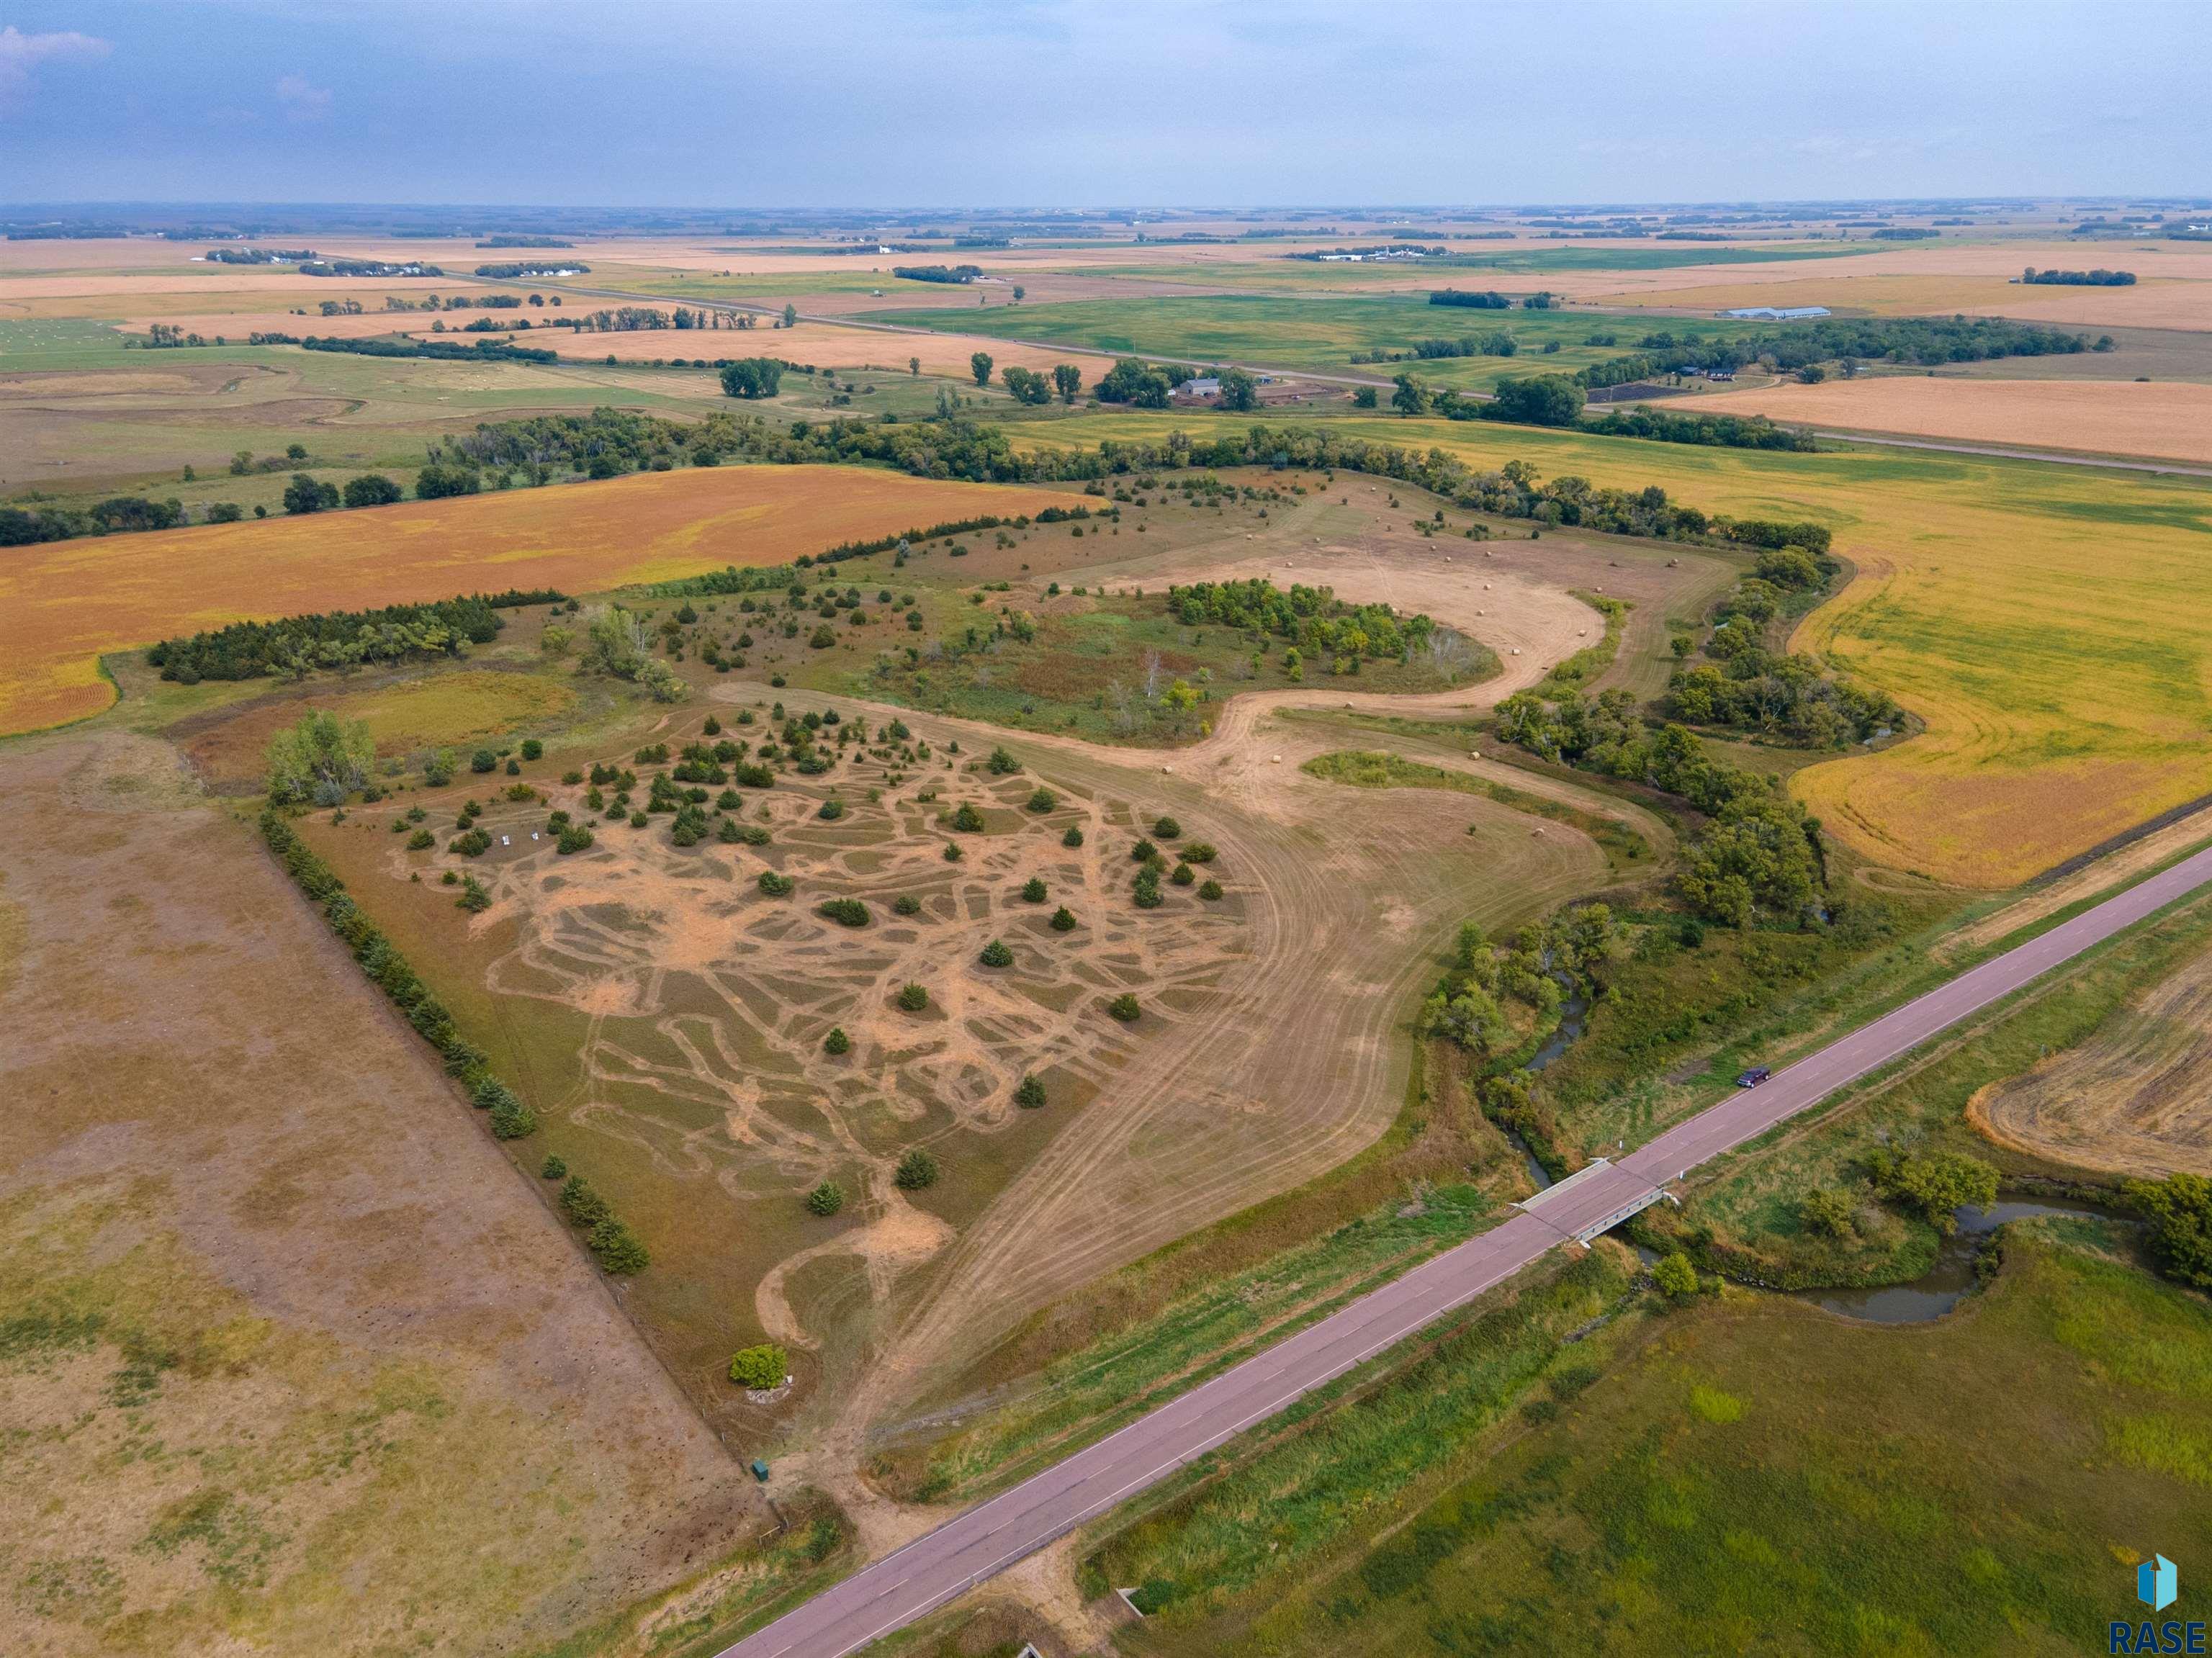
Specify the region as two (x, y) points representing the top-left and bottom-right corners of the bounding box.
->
(0, 465), (1066, 737)
(1701, 375), (2212, 464)
(0, 731), (764, 1657)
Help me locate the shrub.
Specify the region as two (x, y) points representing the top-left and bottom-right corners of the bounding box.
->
(950, 802), (985, 832)
(892, 893), (922, 916)
(809, 625), (837, 649)
(489, 1096), (538, 1139)
(342, 472), (403, 509)
(1171, 862), (1195, 886)
(1199, 878), (1223, 901)
(818, 897), (869, 927)
(2126, 1173), (2212, 1289)
(1799, 1186), (1858, 1238)
(559, 1176), (611, 1228)
(896, 983), (930, 1012)
(824, 1027), (851, 1055)
(539, 1154), (566, 1179)
(1015, 1074), (1047, 1108)
(1153, 816), (1180, 838)
(1107, 993), (1141, 1022)
(520, 738), (543, 760)
(406, 828), (434, 850)
(1133, 870), (1163, 909)
(556, 824), (594, 854)
(1027, 787), (1058, 813)
(986, 746), (1022, 775)
(1868, 1149), (1998, 1233)
(979, 938), (1013, 968)
(729, 1343), (789, 1389)
(587, 1218), (650, 1274)
(1061, 826), (1084, 848)
(1130, 838), (1157, 863)
(1022, 877), (1048, 903)
(1653, 1251), (1700, 1300)
(470, 748), (498, 773)
(1183, 841), (1217, 864)
(455, 875), (492, 911)
(1051, 906), (1077, 931)
(894, 1148), (940, 1190)
(806, 1180), (845, 1217)
(758, 870), (794, 896)
(818, 798), (845, 821)
(942, 842), (963, 862)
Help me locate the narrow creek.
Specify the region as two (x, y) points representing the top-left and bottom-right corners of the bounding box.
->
(1502, 991), (1587, 1191)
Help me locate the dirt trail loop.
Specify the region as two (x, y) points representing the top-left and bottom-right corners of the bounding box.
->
(743, 500), (1612, 1461)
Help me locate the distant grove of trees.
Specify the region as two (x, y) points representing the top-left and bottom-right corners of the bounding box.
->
(148, 589), (562, 682)
(1577, 315), (2101, 389)
(472, 261), (590, 278)
(719, 357), (785, 398)
(202, 245), (317, 264)
(2020, 266), (2136, 286)
(894, 264), (984, 284)
(297, 258), (444, 278)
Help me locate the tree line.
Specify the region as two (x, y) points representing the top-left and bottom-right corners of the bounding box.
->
(1578, 315), (2098, 389)
(2020, 266), (2136, 286)
(148, 590), (561, 683)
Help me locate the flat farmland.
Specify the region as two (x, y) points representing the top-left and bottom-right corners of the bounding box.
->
(0, 731), (769, 1657)
(864, 293), (1751, 387)
(0, 465), (1066, 736)
(1017, 412), (2212, 887)
(516, 317), (1085, 379)
(1604, 271), (2212, 331)
(1700, 374), (2212, 464)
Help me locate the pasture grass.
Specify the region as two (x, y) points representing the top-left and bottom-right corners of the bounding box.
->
(1107, 1224), (2212, 1658)
(1300, 749), (1654, 877)
(1082, 1245), (1641, 1619)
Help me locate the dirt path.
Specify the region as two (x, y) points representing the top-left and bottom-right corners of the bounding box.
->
(728, 503), (1614, 1473)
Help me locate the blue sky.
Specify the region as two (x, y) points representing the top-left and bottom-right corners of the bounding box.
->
(3, 0), (2206, 208)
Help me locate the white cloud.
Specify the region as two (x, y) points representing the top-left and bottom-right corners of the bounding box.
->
(275, 73), (332, 121)
(0, 24), (109, 114)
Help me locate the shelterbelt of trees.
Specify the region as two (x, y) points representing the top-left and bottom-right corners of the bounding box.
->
(418, 408), (1832, 562)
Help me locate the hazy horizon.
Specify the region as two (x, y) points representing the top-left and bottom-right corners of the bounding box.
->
(4, 0), (2207, 210)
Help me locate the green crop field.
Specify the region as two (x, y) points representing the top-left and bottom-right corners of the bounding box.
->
(861, 293), (1753, 389)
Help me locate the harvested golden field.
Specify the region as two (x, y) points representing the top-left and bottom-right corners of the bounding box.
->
(1971, 938), (2212, 1178)
(0, 466), (1065, 736)
(1702, 374), (2212, 464)
(1020, 413), (2212, 886)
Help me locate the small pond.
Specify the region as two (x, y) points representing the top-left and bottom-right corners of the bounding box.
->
(1798, 1197), (2120, 1324)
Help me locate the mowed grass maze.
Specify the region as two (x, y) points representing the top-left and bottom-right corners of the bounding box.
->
(0, 464), (1064, 736)
(1017, 413), (2212, 888)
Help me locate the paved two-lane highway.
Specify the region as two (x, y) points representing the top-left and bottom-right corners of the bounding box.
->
(724, 842), (2212, 1658)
